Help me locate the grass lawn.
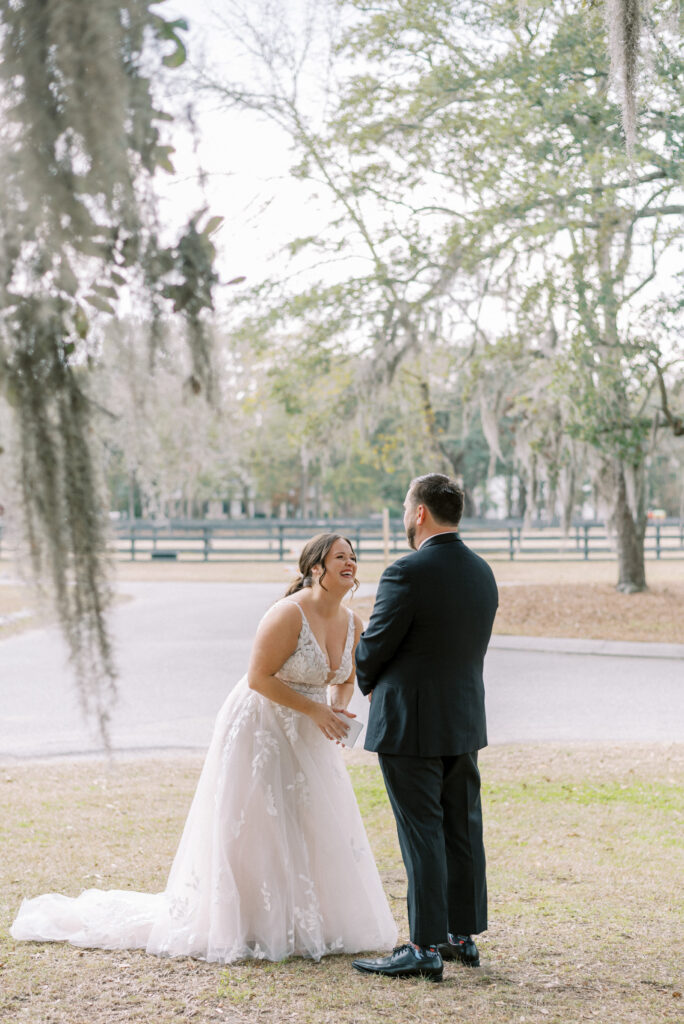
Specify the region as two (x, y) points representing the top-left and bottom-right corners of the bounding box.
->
(1, 745), (682, 1024)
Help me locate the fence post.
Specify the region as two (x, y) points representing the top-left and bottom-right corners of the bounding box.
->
(203, 526), (210, 562)
(356, 529), (362, 559)
(583, 524), (590, 560)
(508, 527), (515, 560)
(278, 524), (285, 561)
(131, 529), (136, 562)
(655, 523), (661, 560)
(382, 508), (390, 565)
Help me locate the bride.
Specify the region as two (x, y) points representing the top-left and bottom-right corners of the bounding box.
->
(11, 533), (398, 963)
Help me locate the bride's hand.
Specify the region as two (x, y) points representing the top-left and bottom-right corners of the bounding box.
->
(308, 703), (351, 742)
(329, 707), (357, 745)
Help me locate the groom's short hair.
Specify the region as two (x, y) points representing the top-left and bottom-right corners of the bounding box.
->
(409, 473), (464, 526)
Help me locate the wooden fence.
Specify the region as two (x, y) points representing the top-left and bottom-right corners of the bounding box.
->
(1, 517), (681, 563)
(96, 517), (684, 563)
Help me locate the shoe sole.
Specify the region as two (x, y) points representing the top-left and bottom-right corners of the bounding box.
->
(437, 946), (480, 968)
(352, 965), (443, 982)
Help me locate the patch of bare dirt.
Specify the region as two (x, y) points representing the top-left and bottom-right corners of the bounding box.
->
(494, 582), (684, 642)
(353, 583), (684, 643)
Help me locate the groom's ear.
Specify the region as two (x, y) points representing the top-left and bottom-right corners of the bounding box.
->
(415, 504), (426, 524)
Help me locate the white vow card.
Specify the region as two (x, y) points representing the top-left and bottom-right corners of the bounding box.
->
(334, 712), (364, 748)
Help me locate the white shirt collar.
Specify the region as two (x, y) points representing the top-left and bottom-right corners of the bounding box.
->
(418, 531), (459, 550)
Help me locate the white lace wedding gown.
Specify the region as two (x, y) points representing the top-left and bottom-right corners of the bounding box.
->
(11, 603), (397, 962)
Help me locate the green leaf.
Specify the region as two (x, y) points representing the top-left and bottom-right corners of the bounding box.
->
(203, 216), (224, 237)
(73, 236), (110, 259)
(92, 284), (118, 300)
(163, 18), (189, 33)
(162, 38), (187, 69)
(154, 145), (176, 174)
(57, 258), (79, 296)
(83, 294), (115, 314)
(73, 306), (89, 339)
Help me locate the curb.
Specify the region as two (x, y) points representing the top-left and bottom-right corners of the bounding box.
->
(489, 635), (684, 660)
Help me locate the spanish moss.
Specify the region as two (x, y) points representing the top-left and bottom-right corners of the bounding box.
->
(0, 0), (218, 745)
(605, 0), (643, 158)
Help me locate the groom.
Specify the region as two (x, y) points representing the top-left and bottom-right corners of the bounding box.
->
(352, 473), (498, 982)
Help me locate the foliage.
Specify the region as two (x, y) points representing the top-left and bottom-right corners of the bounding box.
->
(0, 1), (219, 742)
(605, 0), (643, 158)
(211, 0), (683, 587)
(97, 321), (237, 520)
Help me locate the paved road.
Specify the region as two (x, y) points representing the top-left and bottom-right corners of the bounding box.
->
(1, 582), (682, 760)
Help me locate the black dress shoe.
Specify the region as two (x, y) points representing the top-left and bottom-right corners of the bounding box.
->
(352, 943), (443, 982)
(437, 934), (480, 967)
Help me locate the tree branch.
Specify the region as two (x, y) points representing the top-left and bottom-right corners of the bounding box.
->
(651, 358), (684, 436)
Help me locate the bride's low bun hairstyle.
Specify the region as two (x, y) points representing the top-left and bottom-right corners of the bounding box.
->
(284, 533), (359, 596)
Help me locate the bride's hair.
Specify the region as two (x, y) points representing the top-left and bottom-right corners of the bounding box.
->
(284, 532), (359, 595)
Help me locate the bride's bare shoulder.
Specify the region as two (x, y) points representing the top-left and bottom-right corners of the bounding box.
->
(258, 598), (303, 630)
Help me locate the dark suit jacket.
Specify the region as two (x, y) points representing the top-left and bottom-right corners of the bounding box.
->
(355, 533), (498, 757)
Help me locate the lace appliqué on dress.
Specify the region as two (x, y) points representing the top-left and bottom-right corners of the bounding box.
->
(278, 604), (354, 694)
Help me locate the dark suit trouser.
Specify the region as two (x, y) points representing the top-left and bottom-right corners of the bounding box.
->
(378, 751), (487, 947)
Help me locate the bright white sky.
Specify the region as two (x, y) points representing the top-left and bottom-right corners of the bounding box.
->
(158, 0), (325, 297)
(155, 1), (681, 332)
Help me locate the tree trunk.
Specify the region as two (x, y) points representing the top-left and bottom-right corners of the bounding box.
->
(462, 487), (477, 518)
(128, 468), (136, 521)
(299, 445), (310, 519)
(560, 462), (576, 535)
(523, 457), (537, 530)
(612, 462), (647, 593)
(517, 476), (527, 520)
(505, 473), (514, 519)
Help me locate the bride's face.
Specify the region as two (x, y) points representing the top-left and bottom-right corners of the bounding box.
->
(320, 538), (358, 591)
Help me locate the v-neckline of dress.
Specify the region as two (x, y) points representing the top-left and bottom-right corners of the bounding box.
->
(290, 602), (352, 677)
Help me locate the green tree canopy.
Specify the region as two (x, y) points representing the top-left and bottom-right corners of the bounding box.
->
(212, 0), (683, 589)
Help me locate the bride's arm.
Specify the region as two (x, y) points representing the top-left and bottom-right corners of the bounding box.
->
(247, 602), (350, 742)
(329, 612), (363, 714)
